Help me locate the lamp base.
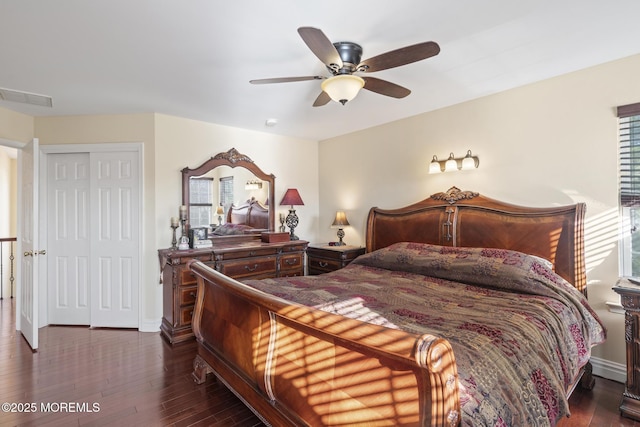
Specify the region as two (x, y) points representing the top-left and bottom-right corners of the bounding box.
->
(336, 228), (345, 246)
(285, 208), (300, 241)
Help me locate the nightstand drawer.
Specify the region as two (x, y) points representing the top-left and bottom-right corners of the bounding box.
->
(306, 245), (365, 275)
(308, 257), (343, 274)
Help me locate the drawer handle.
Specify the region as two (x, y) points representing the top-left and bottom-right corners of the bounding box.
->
(189, 292), (196, 298)
(245, 264), (259, 272)
(319, 261), (328, 268)
(285, 258), (298, 265)
(249, 251), (256, 256)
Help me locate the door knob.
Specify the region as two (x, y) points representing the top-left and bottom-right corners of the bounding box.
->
(37, 250), (46, 255)
(24, 251), (33, 257)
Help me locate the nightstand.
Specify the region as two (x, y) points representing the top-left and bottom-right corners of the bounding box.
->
(614, 277), (640, 421)
(306, 244), (365, 275)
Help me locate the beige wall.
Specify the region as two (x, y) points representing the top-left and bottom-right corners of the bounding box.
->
(33, 113), (318, 328)
(153, 113), (319, 250)
(319, 53), (640, 372)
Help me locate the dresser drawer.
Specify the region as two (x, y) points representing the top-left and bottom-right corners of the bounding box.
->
(179, 286), (197, 306)
(219, 247), (278, 261)
(180, 261), (215, 286)
(219, 256), (277, 279)
(178, 305), (195, 327)
(280, 253), (304, 276)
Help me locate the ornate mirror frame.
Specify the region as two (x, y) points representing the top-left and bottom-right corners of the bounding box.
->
(181, 148), (275, 232)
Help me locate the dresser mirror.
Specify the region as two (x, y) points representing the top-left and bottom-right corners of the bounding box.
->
(181, 148), (275, 236)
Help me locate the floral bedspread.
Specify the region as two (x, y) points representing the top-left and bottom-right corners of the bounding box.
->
(243, 242), (606, 426)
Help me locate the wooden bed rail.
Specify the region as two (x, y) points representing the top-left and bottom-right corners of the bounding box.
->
(188, 260), (460, 426)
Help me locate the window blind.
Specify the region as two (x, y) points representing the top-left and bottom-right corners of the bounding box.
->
(618, 102), (640, 207)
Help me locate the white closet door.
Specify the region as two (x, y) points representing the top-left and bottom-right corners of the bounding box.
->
(90, 151), (140, 328)
(47, 153), (91, 325)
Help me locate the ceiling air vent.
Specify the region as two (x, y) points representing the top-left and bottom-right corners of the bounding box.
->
(0, 87), (52, 107)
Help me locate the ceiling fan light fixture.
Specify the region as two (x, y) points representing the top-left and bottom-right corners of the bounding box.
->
(321, 75), (365, 105)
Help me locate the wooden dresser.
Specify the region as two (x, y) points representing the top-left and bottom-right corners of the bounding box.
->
(614, 278), (640, 421)
(159, 239), (307, 344)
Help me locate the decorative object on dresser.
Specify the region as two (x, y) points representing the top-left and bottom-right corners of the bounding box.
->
(429, 150), (479, 173)
(158, 239), (307, 345)
(307, 244), (365, 275)
(331, 211), (350, 245)
(613, 277), (640, 421)
(178, 204), (189, 249)
(170, 216), (179, 249)
(280, 188), (304, 240)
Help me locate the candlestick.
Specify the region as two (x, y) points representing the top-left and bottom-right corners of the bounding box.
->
(170, 223), (179, 249)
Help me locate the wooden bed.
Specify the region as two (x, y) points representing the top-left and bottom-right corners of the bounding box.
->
(223, 197), (270, 231)
(188, 187), (603, 426)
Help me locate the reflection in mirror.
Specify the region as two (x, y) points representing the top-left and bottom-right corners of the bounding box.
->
(188, 166), (270, 228)
(182, 148), (275, 235)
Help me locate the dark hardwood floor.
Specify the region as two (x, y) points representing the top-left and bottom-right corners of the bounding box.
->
(0, 297), (635, 426)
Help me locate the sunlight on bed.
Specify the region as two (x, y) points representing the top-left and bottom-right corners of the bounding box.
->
(255, 305), (458, 426)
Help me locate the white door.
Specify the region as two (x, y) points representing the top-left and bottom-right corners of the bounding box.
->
(90, 151), (139, 328)
(47, 153), (91, 324)
(16, 138), (39, 350)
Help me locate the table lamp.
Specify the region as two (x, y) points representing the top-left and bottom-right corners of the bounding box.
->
(216, 205), (224, 226)
(331, 211), (350, 246)
(280, 189), (304, 240)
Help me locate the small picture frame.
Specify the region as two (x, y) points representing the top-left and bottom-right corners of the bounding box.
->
(188, 227), (209, 248)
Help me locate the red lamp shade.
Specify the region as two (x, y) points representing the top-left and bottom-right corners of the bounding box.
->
(280, 189), (304, 207)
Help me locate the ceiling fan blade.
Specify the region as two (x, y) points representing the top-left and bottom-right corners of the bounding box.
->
(313, 91), (331, 107)
(362, 77), (411, 98)
(250, 76), (324, 84)
(297, 27), (343, 69)
(358, 41), (440, 73)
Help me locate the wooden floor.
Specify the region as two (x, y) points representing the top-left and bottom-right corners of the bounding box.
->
(0, 297), (635, 426)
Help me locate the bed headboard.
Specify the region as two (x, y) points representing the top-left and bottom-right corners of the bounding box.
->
(227, 198), (269, 230)
(366, 187), (586, 292)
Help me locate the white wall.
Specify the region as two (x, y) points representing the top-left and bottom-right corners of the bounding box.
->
(318, 53), (640, 373)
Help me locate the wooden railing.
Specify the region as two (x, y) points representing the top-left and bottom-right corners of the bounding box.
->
(0, 237), (16, 299)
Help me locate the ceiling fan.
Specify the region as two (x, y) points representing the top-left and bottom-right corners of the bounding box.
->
(250, 27), (440, 107)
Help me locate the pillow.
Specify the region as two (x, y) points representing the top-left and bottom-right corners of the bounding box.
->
(212, 223), (254, 236)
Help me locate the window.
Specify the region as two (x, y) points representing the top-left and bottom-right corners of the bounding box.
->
(189, 177), (214, 228)
(618, 102), (640, 276)
(219, 176), (234, 218)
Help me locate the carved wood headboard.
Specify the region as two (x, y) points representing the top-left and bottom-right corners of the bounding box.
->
(227, 198), (269, 230)
(366, 187), (586, 292)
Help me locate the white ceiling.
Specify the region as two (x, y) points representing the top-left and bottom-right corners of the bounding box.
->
(1, 0), (640, 141)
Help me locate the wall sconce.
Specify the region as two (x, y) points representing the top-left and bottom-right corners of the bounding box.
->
(429, 150), (479, 173)
(245, 179), (262, 190)
(331, 211), (350, 246)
